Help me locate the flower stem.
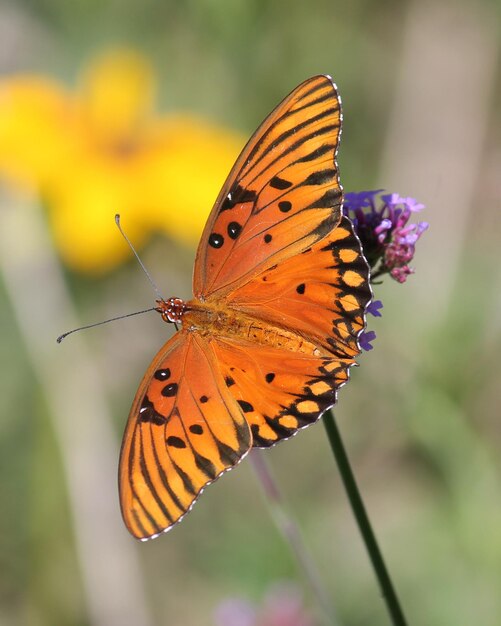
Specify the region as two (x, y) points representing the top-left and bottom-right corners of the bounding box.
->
(249, 450), (338, 626)
(323, 410), (408, 626)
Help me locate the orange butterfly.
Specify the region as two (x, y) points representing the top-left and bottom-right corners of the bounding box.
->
(119, 75), (372, 540)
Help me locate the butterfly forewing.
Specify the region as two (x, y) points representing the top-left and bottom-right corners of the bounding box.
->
(119, 332), (251, 540)
(193, 75), (343, 299)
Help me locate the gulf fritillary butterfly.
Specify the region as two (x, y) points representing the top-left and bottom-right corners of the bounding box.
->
(119, 75), (372, 540)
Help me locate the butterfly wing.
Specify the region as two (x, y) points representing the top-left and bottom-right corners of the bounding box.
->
(212, 216), (372, 447)
(119, 331), (251, 540)
(228, 215), (371, 359)
(193, 75), (343, 298)
(211, 338), (352, 447)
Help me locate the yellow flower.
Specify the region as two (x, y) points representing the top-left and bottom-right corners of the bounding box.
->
(136, 116), (245, 248)
(0, 77), (72, 190)
(0, 50), (244, 274)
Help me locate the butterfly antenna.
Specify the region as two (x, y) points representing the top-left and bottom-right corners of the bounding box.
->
(115, 214), (165, 301)
(57, 307), (158, 343)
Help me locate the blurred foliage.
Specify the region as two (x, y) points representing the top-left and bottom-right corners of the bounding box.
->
(0, 0), (500, 625)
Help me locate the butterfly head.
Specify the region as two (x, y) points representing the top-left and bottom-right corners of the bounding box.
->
(156, 297), (186, 324)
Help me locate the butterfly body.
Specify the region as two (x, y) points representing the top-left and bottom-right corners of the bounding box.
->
(160, 297), (323, 357)
(119, 75), (372, 540)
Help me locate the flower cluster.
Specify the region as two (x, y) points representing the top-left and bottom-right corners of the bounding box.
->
(343, 190), (428, 283)
(344, 190), (428, 351)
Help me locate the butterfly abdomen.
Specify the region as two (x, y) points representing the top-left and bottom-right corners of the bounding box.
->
(183, 299), (325, 357)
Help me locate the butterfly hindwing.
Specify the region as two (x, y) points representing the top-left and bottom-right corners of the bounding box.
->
(210, 337), (355, 447)
(119, 332), (252, 540)
(193, 75), (343, 298)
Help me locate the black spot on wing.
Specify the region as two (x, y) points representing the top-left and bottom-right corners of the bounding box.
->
(162, 383), (178, 397)
(138, 396), (167, 426)
(270, 176), (293, 190)
(219, 185), (257, 212)
(227, 221), (242, 240)
(154, 368), (171, 381)
(166, 436), (186, 449)
(237, 400), (254, 413)
(209, 233), (224, 248)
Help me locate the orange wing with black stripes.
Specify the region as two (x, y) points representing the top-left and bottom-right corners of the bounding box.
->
(193, 75), (343, 298)
(119, 332), (251, 540)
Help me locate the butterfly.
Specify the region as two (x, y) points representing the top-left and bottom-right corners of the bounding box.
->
(119, 75), (372, 540)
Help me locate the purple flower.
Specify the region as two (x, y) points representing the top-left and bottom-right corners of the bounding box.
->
(359, 330), (376, 351)
(358, 300), (383, 351)
(343, 190), (428, 284)
(367, 299), (383, 318)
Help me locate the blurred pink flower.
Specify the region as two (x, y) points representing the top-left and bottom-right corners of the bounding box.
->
(214, 583), (315, 626)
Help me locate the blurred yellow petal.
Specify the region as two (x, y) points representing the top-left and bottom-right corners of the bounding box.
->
(0, 77), (72, 190)
(137, 116), (245, 246)
(79, 49), (155, 145)
(0, 49), (245, 275)
(48, 158), (146, 274)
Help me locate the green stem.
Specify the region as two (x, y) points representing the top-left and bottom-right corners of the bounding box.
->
(249, 450), (338, 626)
(323, 410), (408, 626)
